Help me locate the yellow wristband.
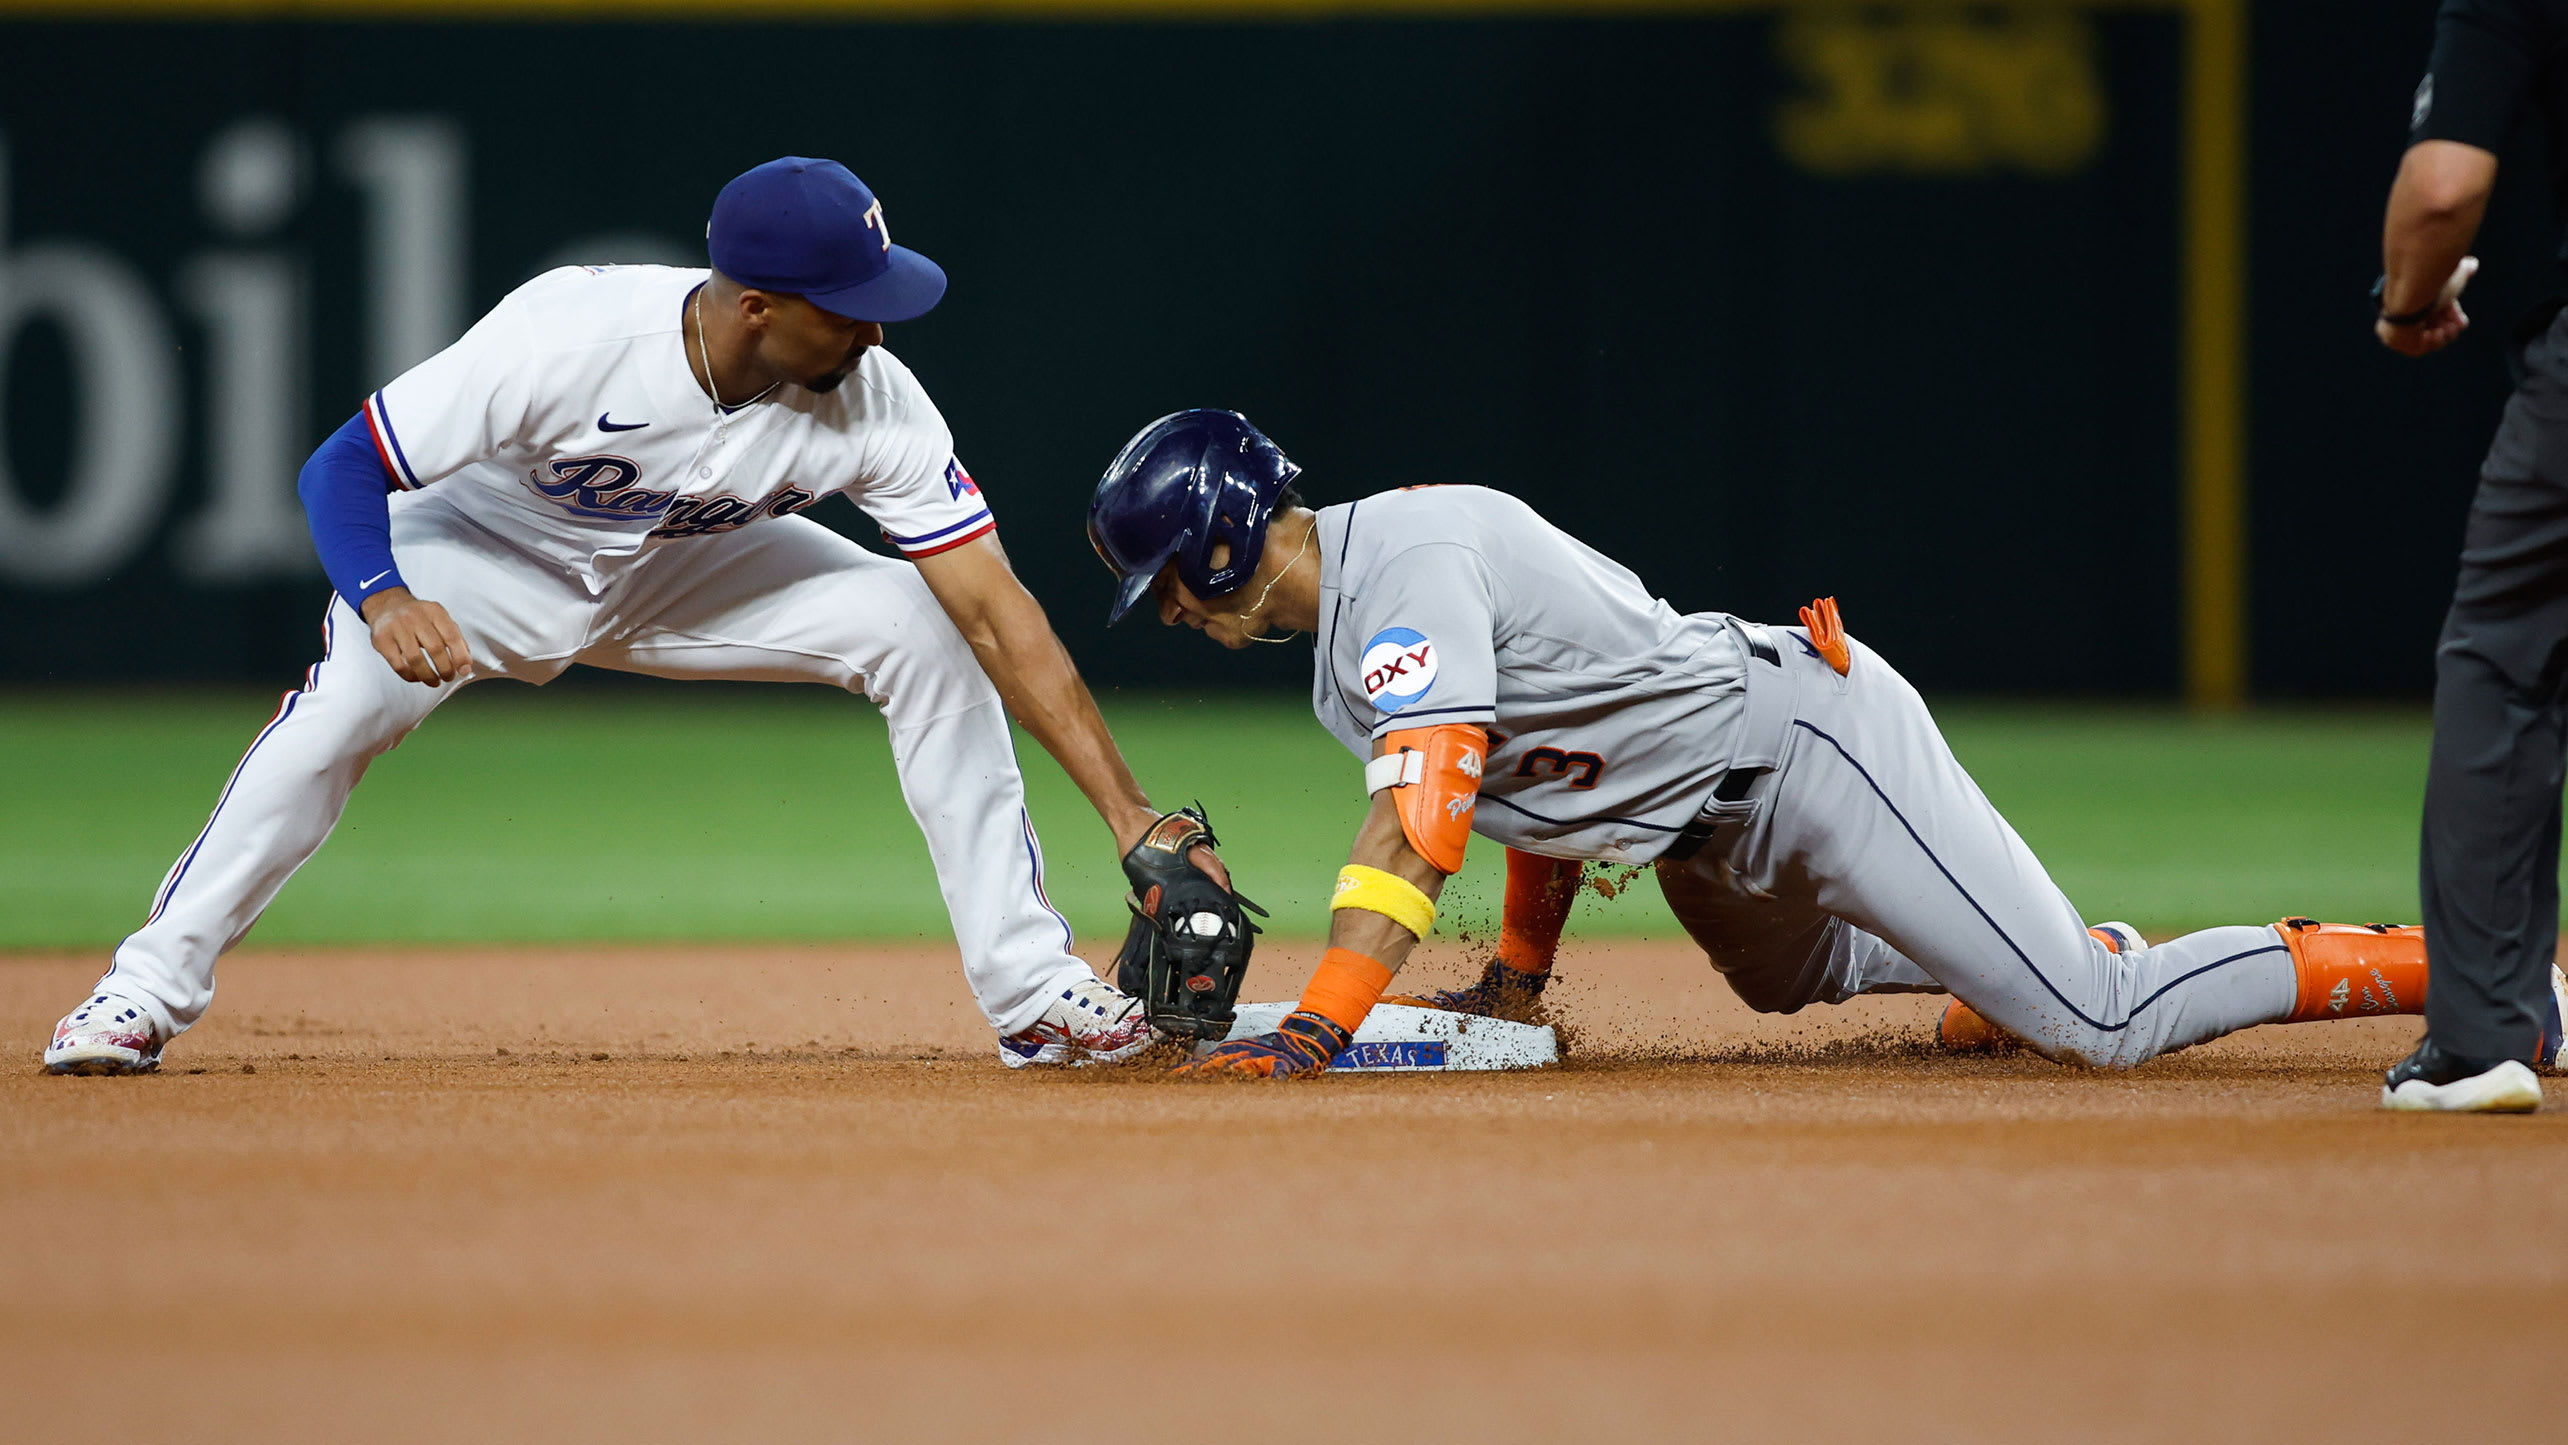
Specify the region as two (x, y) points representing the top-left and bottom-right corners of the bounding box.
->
(1330, 864), (1437, 939)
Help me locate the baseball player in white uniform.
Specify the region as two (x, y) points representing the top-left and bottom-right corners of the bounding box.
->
(1086, 411), (2567, 1077)
(45, 157), (1202, 1075)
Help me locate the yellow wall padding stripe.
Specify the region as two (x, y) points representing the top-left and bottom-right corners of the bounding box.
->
(0, 0), (2218, 22)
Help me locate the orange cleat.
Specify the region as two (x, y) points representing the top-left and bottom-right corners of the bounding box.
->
(1172, 1010), (1349, 1078)
(1936, 997), (2018, 1053)
(1934, 924), (2139, 1053)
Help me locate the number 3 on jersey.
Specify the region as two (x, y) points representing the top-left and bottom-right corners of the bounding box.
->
(1516, 746), (1604, 790)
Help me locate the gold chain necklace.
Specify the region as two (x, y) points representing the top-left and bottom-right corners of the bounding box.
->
(692, 285), (780, 442)
(1241, 519), (1316, 644)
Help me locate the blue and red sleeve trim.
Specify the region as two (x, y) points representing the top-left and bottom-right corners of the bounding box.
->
(363, 390), (422, 491)
(884, 508), (997, 559)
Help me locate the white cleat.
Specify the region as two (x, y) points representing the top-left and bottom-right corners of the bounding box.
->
(2383, 1059), (2543, 1113)
(43, 995), (165, 1076)
(2375, 966), (2564, 1113)
(996, 974), (1157, 1069)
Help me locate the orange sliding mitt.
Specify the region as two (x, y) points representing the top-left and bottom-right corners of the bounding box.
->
(1799, 596), (1850, 676)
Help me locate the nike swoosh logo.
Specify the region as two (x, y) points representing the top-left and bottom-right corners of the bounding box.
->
(359, 569), (394, 589)
(598, 414), (649, 432)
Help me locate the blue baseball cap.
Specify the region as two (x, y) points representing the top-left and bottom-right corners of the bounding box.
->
(706, 157), (947, 323)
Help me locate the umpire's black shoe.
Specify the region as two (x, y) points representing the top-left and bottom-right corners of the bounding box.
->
(2382, 1040), (2543, 1113)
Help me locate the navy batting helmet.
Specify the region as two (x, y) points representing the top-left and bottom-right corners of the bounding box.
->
(1088, 410), (1300, 624)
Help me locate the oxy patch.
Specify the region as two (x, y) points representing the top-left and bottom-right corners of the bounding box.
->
(1359, 627), (1438, 712)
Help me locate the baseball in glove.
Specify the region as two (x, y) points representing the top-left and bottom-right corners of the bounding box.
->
(1113, 804), (1265, 1041)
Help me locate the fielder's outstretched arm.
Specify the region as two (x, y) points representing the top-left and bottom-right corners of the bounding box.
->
(912, 532), (1192, 861)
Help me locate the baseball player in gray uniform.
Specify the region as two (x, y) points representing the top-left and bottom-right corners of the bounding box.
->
(1084, 410), (2526, 1077)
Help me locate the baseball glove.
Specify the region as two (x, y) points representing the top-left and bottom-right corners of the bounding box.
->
(1112, 805), (1265, 1041)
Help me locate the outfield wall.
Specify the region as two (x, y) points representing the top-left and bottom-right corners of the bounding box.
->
(0, 2), (2531, 697)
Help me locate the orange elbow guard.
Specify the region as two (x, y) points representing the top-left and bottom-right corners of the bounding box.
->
(1363, 724), (1485, 875)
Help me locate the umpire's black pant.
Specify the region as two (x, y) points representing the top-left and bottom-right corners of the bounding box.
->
(2421, 306), (2568, 1061)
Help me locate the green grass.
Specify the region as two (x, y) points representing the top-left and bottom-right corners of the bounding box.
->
(0, 686), (2498, 951)
(1931, 703), (2438, 932)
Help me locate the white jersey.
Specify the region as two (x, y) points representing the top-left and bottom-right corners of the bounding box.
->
(92, 262), (1102, 1052)
(360, 265), (995, 589)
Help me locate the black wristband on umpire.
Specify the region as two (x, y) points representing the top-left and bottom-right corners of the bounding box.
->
(2372, 273), (2439, 327)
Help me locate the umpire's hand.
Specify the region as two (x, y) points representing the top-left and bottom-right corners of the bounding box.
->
(361, 586), (478, 687)
(2378, 256), (2479, 357)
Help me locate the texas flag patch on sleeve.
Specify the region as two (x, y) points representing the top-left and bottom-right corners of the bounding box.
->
(881, 456), (994, 559)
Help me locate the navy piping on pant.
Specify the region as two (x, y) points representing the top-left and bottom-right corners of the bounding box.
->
(131, 599), (338, 941)
(1019, 808), (1075, 953)
(138, 692), (299, 929)
(1791, 720), (2284, 1032)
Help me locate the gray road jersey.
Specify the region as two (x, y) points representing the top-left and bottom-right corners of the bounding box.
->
(1310, 487), (1752, 863)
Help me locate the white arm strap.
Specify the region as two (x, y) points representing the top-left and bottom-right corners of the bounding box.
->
(1364, 748), (1424, 796)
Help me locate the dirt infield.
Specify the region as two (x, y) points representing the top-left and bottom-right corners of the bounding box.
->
(5, 937), (2564, 1441)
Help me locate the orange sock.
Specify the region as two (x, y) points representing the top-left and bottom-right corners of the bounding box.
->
(1497, 850), (1581, 977)
(2276, 918), (2426, 1022)
(1299, 947), (1395, 1034)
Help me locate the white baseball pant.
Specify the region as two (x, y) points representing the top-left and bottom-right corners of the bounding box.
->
(88, 490), (1093, 1041)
